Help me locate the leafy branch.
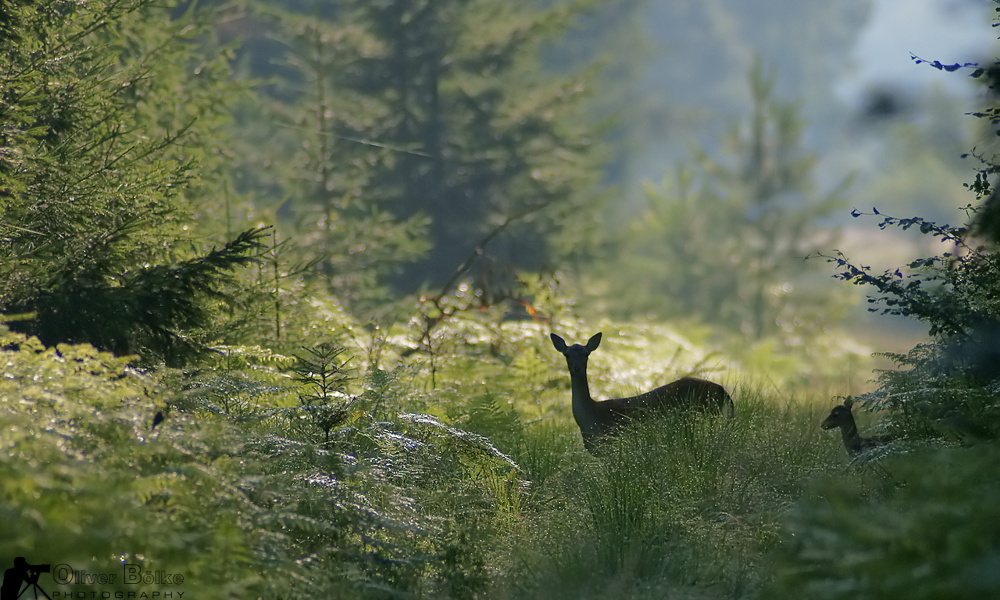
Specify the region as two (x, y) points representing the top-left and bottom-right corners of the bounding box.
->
(814, 209), (1000, 339)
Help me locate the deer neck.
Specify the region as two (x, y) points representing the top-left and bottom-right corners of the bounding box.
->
(568, 362), (601, 433)
(839, 418), (863, 453)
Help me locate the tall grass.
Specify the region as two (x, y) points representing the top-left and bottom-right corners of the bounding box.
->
(489, 384), (848, 599)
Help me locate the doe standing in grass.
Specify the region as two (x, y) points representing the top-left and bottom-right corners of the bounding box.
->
(550, 332), (733, 454)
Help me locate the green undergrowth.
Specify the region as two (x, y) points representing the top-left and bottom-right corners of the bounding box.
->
(2, 317), (996, 599)
(770, 444), (1000, 600)
(0, 323), (519, 599)
(484, 389), (849, 600)
(0, 328), (261, 597)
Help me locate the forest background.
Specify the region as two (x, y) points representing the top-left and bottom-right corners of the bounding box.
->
(2, 0), (1000, 598)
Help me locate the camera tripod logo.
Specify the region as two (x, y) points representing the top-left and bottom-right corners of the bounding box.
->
(1, 558), (51, 600)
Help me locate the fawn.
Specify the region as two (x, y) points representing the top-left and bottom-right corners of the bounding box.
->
(821, 397), (892, 457)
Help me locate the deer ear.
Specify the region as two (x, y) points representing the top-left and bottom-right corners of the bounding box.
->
(550, 333), (567, 352)
(586, 332), (602, 351)
(843, 397), (854, 409)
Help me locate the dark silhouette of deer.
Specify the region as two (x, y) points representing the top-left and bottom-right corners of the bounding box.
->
(550, 332), (733, 453)
(821, 397), (892, 457)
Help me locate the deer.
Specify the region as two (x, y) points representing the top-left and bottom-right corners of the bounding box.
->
(820, 397), (892, 458)
(550, 332), (734, 453)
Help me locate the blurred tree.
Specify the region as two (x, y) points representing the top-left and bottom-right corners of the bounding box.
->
(605, 63), (850, 340)
(0, 0), (264, 364)
(587, 0), (872, 217)
(544, 0), (655, 214)
(226, 2), (430, 312)
(232, 0), (608, 310)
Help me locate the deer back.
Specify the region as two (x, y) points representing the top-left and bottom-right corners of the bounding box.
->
(590, 377), (733, 437)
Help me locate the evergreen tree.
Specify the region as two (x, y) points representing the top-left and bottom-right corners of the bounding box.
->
(0, 0), (263, 364)
(235, 0), (607, 308)
(230, 2), (430, 311)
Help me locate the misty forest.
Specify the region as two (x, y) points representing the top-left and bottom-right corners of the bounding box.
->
(4, 0), (1000, 598)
